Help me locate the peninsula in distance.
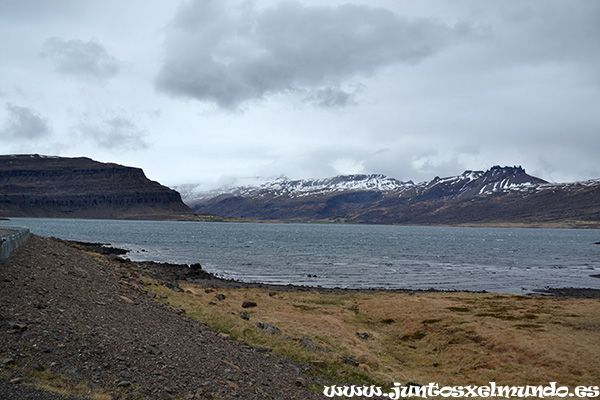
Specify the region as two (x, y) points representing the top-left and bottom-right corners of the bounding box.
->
(1, 154), (599, 228)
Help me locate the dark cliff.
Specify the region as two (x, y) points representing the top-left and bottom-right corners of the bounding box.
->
(0, 155), (194, 219)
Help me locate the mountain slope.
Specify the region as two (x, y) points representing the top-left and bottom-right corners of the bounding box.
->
(0, 154), (194, 219)
(180, 166), (600, 227)
(179, 174), (413, 203)
(400, 166), (547, 200)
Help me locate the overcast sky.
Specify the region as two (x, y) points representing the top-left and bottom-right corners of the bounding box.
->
(1, 0), (599, 188)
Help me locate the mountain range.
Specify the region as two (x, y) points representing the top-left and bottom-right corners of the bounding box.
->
(177, 166), (600, 227)
(1, 155), (598, 227)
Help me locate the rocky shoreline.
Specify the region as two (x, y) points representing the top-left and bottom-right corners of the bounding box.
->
(1, 235), (324, 399)
(73, 241), (600, 300)
(2, 236), (600, 399)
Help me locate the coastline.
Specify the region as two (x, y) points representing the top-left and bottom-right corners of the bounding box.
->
(6, 217), (597, 295)
(4, 215), (600, 229)
(72, 240), (600, 299)
(2, 235), (600, 399)
(1, 235), (323, 399)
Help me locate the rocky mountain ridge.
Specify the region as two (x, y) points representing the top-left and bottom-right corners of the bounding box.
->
(397, 165), (548, 200)
(177, 174), (414, 203)
(0, 154), (194, 219)
(179, 166), (545, 203)
(181, 166), (600, 226)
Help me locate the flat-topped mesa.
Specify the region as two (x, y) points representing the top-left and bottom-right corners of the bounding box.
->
(0, 154), (193, 219)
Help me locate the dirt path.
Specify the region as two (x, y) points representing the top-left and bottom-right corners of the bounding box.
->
(0, 235), (323, 399)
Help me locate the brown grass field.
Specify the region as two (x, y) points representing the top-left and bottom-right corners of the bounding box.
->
(146, 280), (600, 391)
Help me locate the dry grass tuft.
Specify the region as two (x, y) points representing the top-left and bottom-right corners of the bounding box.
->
(0, 364), (113, 400)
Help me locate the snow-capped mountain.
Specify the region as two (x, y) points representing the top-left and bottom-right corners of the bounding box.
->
(176, 165), (544, 205)
(174, 166), (600, 227)
(175, 174), (413, 204)
(253, 174), (413, 197)
(402, 165), (548, 200)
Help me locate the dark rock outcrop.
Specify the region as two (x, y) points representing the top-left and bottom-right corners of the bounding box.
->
(0, 154), (193, 219)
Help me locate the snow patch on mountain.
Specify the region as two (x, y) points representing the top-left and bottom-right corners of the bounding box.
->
(175, 174), (413, 205)
(174, 165), (600, 207)
(257, 174), (413, 198)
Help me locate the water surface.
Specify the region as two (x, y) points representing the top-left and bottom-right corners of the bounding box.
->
(4, 218), (600, 294)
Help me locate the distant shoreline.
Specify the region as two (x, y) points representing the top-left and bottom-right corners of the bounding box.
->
(4, 215), (600, 229)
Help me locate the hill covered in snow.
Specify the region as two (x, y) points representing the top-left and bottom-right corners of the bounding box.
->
(174, 166), (600, 227)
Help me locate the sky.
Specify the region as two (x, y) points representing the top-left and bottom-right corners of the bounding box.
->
(1, 0), (599, 189)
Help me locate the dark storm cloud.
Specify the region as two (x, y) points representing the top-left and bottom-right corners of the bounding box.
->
(0, 103), (51, 140)
(77, 115), (149, 150)
(41, 37), (120, 81)
(155, 0), (472, 110)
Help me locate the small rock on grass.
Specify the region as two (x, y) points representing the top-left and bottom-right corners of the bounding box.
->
(296, 337), (327, 352)
(254, 322), (280, 335)
(238, 310), (250, 320)
(355, 332), (372, 340)
(242, 301), (257, 308)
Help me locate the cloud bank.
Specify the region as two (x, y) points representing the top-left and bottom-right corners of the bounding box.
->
(1, 0), (598, 185)
(155, 0), (471, 110)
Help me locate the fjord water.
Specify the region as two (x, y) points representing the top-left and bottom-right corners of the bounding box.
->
(5, 218), (600, 294)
